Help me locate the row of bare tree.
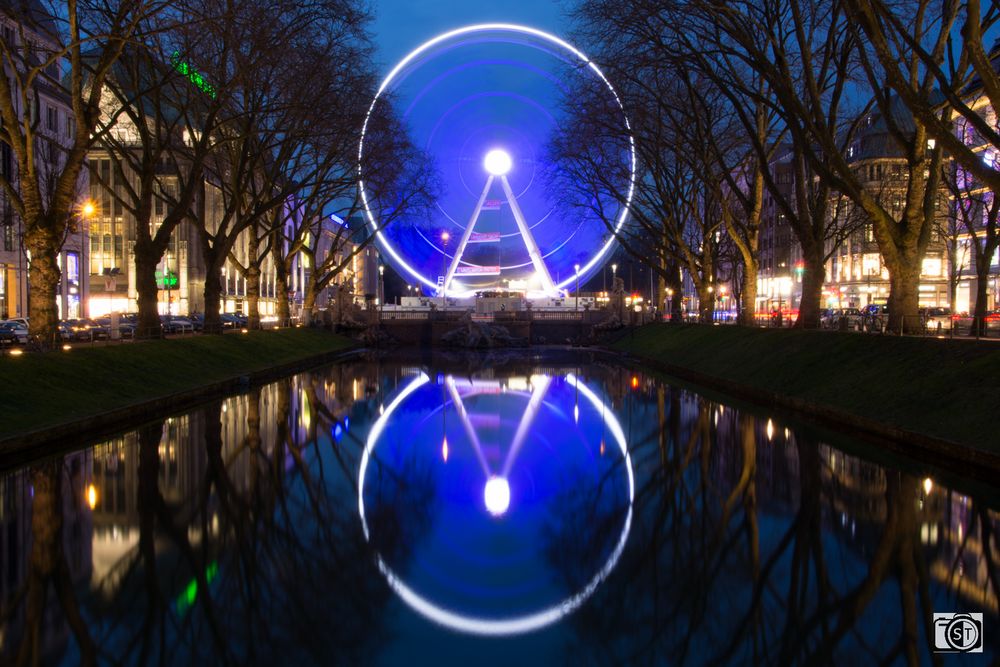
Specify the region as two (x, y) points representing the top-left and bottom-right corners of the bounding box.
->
(551, 0), (1000, 333)
(1, 0), (431, 347)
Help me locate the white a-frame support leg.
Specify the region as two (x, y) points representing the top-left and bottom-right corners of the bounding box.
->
(442, 175), (494, 295)
(499, 175), (557, 295)
(441, 173), (558, 296)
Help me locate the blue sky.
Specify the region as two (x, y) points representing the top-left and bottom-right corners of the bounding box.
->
(370, 0), (570, 72)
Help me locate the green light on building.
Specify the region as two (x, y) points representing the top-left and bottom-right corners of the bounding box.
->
(170, 51), (218, 99)
(155, 270), (178, 288)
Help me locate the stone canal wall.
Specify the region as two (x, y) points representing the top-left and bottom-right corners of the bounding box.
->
(373, 310), (634, 346)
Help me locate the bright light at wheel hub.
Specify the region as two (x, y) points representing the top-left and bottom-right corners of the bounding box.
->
(484, 476), (511, 516)
(483, 149), (512, 176)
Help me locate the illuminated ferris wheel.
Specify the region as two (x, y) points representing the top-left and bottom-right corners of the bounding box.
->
(358, 24), (635, 298)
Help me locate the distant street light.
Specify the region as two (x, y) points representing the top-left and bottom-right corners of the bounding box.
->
(79, 200), (97, 319)
(440, 231), (450, 309)
(574, 263), (580, 311)
(378, 264), (385, 318)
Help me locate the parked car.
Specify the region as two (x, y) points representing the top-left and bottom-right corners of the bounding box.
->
(94, 317), (135, 339)
(220, 313), (247, 329)
(84, 318), (110, 340)
(160, 315), (195, 334)
(821, 307), (862, 330)
(64, 318), (96, 341)
(921, 306), (952, 331)
(0, 321), (28, 345)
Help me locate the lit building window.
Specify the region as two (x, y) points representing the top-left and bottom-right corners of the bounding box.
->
(921, 257), (942, 277)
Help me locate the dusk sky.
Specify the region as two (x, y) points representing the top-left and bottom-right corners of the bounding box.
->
(370, 0), (570, 72)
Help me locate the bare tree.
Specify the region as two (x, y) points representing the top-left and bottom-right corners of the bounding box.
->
(0, 0), (167, 348)
(219, 9), (375, 329)
(942, 162), (999, 334)
(185, 0), (374, 334)
(845, 0), (1000, 194)
(289, 101), (437, 326)
(669, 0), (869, 328)
(91, 15), (231, 337)
(651, 0), (944, 332)
(548, 57), (724, 323)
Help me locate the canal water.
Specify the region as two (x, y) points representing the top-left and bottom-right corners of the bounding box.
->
(0, 350), (996, 665)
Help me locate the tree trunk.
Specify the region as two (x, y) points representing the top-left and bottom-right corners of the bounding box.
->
(887, 262), (921, 334)
(203, 264), (224, 334)
(665, 262), (683, 323)
(971, 262), (990, 337)
(275, 267), (290, 326)
(740, 259), (758, 327)
(246, 265), (261, 330)
(656, 274), (665, 322)
(795, 246), (826, 329)
(133, 240), (163, 339)
(300, 288), (317, 326)
(698, 285), (715, 324)
(246, 227), (261, 329)
(25, 233), (60, 350)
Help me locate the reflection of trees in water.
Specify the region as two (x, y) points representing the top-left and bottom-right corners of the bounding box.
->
(2, 458), (96, 666)
(539, 443), (631, 595)
(550, 387), (1000, 666)
(2, 368), (398, 666)
(136, 386), (391, 666)
(361, 420), (437, 568)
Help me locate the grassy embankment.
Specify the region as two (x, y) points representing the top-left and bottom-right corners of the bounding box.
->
(611, 324), (1000, 451)
(0, 329), (357, 440)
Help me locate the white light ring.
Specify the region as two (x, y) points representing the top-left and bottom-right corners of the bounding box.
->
(358, 23), (637, 295)
(357, 373), (635, 636)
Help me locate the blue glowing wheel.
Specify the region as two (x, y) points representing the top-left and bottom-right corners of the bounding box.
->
(359, 24), (635, 297)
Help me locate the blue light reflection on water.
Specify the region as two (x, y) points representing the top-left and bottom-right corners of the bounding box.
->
(359, 373), (632, 634)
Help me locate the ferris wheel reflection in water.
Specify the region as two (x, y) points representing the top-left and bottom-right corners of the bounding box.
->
(357, 371), (635, 636)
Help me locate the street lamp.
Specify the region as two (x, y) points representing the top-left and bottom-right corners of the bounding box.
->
(378, 264), (385, 318)
(440, 231), (450, 309)
(574, 263), (580, 311)
(79, 200), (97, 318)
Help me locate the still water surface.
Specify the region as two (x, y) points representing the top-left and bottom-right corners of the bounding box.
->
(0, 350), (997, 665)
